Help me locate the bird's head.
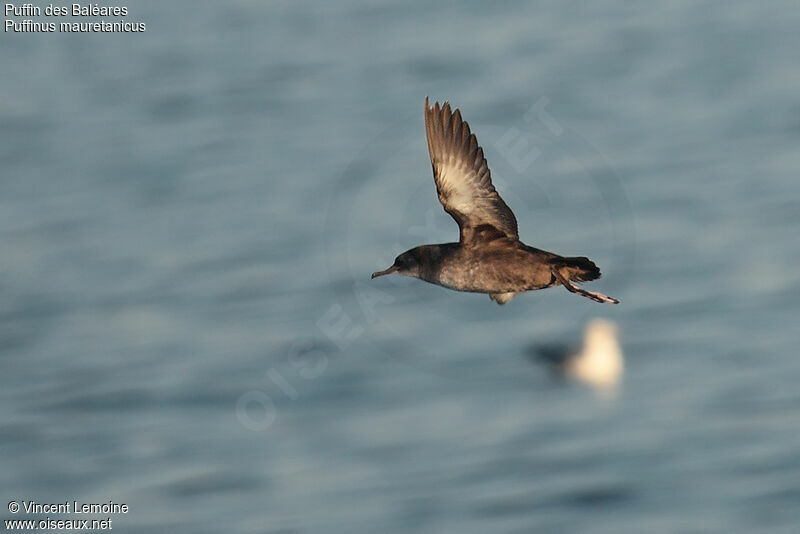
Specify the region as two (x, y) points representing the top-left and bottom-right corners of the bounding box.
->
(371, 248), (424, 279)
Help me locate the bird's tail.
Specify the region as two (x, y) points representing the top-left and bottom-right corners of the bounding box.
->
(555, 256), (601, 282)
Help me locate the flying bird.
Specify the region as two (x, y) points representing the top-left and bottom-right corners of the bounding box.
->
(371, 98), (619, 305)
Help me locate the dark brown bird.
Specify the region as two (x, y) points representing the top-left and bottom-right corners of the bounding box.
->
(371, 98), (619, 305)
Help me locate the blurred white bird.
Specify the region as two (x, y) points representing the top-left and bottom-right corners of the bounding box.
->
(534, 319), (624, 393)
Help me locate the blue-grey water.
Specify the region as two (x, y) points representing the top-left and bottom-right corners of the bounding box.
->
(2, 1), (800, 532)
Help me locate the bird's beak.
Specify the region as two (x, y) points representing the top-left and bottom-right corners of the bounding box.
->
(371, 265), (399, 279)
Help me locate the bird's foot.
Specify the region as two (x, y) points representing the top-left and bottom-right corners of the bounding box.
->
(551, 268), (620, 304)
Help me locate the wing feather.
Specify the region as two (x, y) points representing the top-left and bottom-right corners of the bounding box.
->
(424, 98), (518, 245)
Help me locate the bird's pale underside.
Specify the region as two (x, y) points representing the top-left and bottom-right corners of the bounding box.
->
(371, 98), (619, 305)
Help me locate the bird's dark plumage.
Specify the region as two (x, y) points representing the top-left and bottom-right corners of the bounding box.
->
(371, 98), (619, 305)
(424, 100), (518, 245)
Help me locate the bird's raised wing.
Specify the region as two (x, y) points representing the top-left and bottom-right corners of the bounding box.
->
(424, 98), (518, 245)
